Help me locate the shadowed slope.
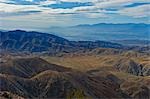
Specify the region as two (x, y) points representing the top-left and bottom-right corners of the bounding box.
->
(0, 30), (124, 53)
(0, 57), (71, 78)
(0, 71), (129, 99)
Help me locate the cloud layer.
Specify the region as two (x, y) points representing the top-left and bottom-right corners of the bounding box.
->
(0, 0), (149, 29)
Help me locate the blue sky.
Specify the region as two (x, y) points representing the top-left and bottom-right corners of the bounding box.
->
(0, 0), (150, 31)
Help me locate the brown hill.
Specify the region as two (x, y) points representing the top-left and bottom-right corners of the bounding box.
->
(0, 71), (129, 98)
(0, 57), (71, 78)
(0, 57), (130, 98)
(113, 58), (150, 76)
(121, 77), (150, 99)
(0, 51), (149, 99)
(43, 48), (150, 76)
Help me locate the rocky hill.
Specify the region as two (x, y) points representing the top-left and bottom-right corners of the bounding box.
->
(43, 48), (150, 77)
(0, 49), (149, 99)
(0, 57), (130, 99)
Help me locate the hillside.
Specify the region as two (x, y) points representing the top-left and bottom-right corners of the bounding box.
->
(0, 47), (150, 99)
(0, 57), (130, 98)
(0, 30), (124, 53)
(43, 48), (150, 76)
(0, 57), (71, 78)
(42, 48), (150, 99)
(1, 55), (149, 99)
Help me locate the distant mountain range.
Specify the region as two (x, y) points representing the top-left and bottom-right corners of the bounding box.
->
(0, 30), (123, 53)
(112, 39), (150, 46)
(47, 23), (149, 41)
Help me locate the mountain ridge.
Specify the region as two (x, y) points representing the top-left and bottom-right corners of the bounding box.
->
(48, 23), (149, 41)
(0, 30), (124, 53)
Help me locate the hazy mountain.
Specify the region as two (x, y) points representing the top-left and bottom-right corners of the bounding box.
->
(48, 23), (149, 41)
(0, 30), (123, 53)
(112, 39), (150, 46)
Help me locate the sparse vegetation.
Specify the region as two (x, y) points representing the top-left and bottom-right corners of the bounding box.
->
(67, 89), (86, 99)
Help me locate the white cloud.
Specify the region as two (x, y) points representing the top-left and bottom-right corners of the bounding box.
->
(118, 4), (150, 18)
(60, 0), (91, 3)
(0, 0), (149, 19)
(39, 0), (56, 5)
(84, 13), (107, 18)
(0, 3), (41, 13)
(25, 0), (33, 2)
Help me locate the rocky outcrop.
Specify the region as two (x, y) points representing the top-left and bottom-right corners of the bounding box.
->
(114, 59), (150, 76)
(121, 79), (150, 99)
(133, 86), (150, 99)
(0, 91), (24, 99)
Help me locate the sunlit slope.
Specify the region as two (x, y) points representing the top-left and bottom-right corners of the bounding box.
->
(43, 48), (150, 76)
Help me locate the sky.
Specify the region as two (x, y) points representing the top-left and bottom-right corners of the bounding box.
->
(0, 0), (150, 31)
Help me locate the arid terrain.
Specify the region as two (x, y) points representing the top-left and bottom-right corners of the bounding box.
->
(0, 30), (150, 99)
(1, 49), (150, 99)
(1, 0), (150, 98)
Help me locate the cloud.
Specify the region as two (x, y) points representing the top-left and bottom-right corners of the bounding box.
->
(84, 13), (107, 18)
(0, 2), (41, 13)
(42, 1), (93, 9)
(118, 4), (150, 18)
(0, 0), (149, 28)
(1, 0), (36, 5)
(124, 2), (150, 7)
(0, 10), (42, 17)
